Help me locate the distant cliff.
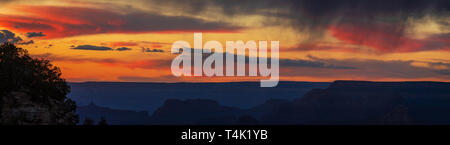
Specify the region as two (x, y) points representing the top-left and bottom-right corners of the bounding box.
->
(77, 102), (151, 125)
(69, 82), (329, 113)
(76, 81), (450, 125)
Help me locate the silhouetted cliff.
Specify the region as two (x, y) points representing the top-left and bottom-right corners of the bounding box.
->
(150, 99), (242, 124)
(262, 81), (450, 124)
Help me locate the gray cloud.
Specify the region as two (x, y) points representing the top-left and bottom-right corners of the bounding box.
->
(0, 30), (23, 44)
(279, 55), (450, 80)
(142, 47), (164, 53)
(119, 12), (240, 32)
(426, 61), (450, 75)
(175, 49), (356, 70)
(0, 30), (35, 45)
(116, 47), (132, 51)
(26, 32), (46, 38)
(279, 59), (356, 69)
(435, 69), (450, 75)
(72, 45), (113, 51)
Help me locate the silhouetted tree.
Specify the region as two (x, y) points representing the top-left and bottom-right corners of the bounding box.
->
(0, 43), (78, 125)
(83, 117), (95, 125)
(98, 117), (108, 126)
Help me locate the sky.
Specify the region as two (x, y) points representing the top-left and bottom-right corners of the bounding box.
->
(0, 0), (449, 82)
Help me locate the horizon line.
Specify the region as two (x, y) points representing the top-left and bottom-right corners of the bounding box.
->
(67, 80), (450, 84)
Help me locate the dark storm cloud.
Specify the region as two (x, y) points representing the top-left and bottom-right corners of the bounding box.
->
(148, 0), (449, 41)
(26, 32), (46, 38)
(153, 0), (449, 23)
(72, 45), (113, 51)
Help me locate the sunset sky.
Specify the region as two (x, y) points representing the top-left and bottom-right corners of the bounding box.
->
(0, 0), (449, 82)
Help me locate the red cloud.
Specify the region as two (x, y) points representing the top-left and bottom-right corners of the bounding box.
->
(287, 23), (448, 53)
(110, 42), (139, 47)
(152, 44), (164, 48)
(329, 24), (426, 53)
(291, 42), (362, 52)
(0, 5), (240, 39)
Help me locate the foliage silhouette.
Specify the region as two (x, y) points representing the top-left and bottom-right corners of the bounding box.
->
(98, 117), (108, 126)
(0, 43), (78, 125)
(83, 117), (95, 125)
